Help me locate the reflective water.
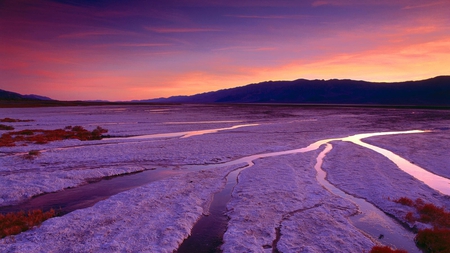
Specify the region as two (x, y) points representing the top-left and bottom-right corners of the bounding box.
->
(0, 169), (181, 215)
(3, 127), (446, 252)
(343, 131), (450, 195)
(180, 129), (443, 252)
(315, 144), (418, 252)
(177, 166), (250, 253)
(107, 124), (259, 140)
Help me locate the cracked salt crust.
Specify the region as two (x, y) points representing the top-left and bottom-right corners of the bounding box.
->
(222, 153), (374, 253)
(1, 105), (450, 252)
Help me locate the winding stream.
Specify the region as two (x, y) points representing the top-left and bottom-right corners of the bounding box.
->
(2, 127), (448, 252)
(106, 124), (259, 140)
(315, 144), (419, 252)
(178, 129), (442, 252)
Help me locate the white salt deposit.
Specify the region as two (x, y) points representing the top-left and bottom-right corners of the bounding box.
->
(1, 105), (449, 252)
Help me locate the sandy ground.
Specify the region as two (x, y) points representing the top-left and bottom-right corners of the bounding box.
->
(1, 105), (449, 252)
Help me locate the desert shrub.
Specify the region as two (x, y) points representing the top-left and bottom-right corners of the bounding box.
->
(395, 197), (450, 252)
(415, 227), (450, 253)
(24, 150), (41, 159)
(395, 197), (414, 207)
(395, 197), (450, 229)
(0, 118), (16, 123)
(71, 126), (86, 132)
(0, 118), (34, 122)
(370, 246), (408, 253)
(0, 126), (108, 147)
(0, 133), (15, 147)
(419, 204), (450, 228)
(28, 150), (40, 156)
(91, 126), (108, 140)
(405, 212), (415, 223)
(0, 209), (55, 238)
(0, 124), (14, 130)
(16, 130), (34, 135)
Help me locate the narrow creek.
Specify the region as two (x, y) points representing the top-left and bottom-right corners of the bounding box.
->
(315, 144), (419, 252)
(2, 128), (448, 252)
(176, 165), (252, 253)
(178, 129), (447, 252)
(106, 124), (259, 140)
(0, 169), (182, 215)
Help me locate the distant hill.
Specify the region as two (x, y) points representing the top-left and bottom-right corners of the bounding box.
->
(145, 76), (450, 106)
(0, 89), (53, 101)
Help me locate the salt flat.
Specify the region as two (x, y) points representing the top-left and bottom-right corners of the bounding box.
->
(1, 105), (449, 252)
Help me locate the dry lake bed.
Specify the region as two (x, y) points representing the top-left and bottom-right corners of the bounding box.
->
(1, 104), (449, 252)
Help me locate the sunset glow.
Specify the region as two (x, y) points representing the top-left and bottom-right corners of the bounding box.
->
(1, 0), (449, 101)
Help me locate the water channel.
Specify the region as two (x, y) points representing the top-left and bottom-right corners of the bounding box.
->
(2, 127), (448, 252)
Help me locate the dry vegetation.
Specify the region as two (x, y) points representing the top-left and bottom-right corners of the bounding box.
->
(0, 209), (56, 238)
(369, 246), (408, 253)
(0, 118), (34, 123)
(24, 150), (41, 160)
(0, 126), (108, 147)
(395, 197), (450, 253)
(0, 124), (14, 130)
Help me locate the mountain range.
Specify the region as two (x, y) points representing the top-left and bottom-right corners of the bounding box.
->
(0, 89), (53, 101)
(2, 76), (449, 107)
(145, 76), (450, 106)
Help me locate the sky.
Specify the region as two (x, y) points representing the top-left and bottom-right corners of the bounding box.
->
(1, 0), (449, 101)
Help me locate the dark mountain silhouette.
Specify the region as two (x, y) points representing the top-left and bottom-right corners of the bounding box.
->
(145, 76), (450, 106)
(0, 89), (53, 101)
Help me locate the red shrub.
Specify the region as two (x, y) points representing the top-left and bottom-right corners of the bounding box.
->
(415, 198), (425, 208)
(0, 209), (55, 238)
(71, 126), (86, 132)
(0, 124), (14, 130)
(369, 246), (408, 253)
(0, 118), (17, 123)
(394, 197), (450, 252)
(415, 227), (450, 253)
(0, 126), (108, 147)
(16, 130), (35, 135)
(417, 204), (450, 229)
(0, 133), (15, 147)
(395, 197), (450, 229)
(405, 212), (415, 223)
(395, 197), (415, 207)
(0, 118), (34, 122)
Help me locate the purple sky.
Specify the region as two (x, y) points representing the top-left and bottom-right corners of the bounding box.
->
(1, 0), (449, 101)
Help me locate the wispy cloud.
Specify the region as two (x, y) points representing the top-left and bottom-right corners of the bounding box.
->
(225, 14), (308, 19)
(213, 46), (277, 52)
(311, 1), (331, 7)
(402, 1), (447, 10)
(144, 27), (222, 33)
(113, 43), (172, 47)
(58, 30), (136, 38)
